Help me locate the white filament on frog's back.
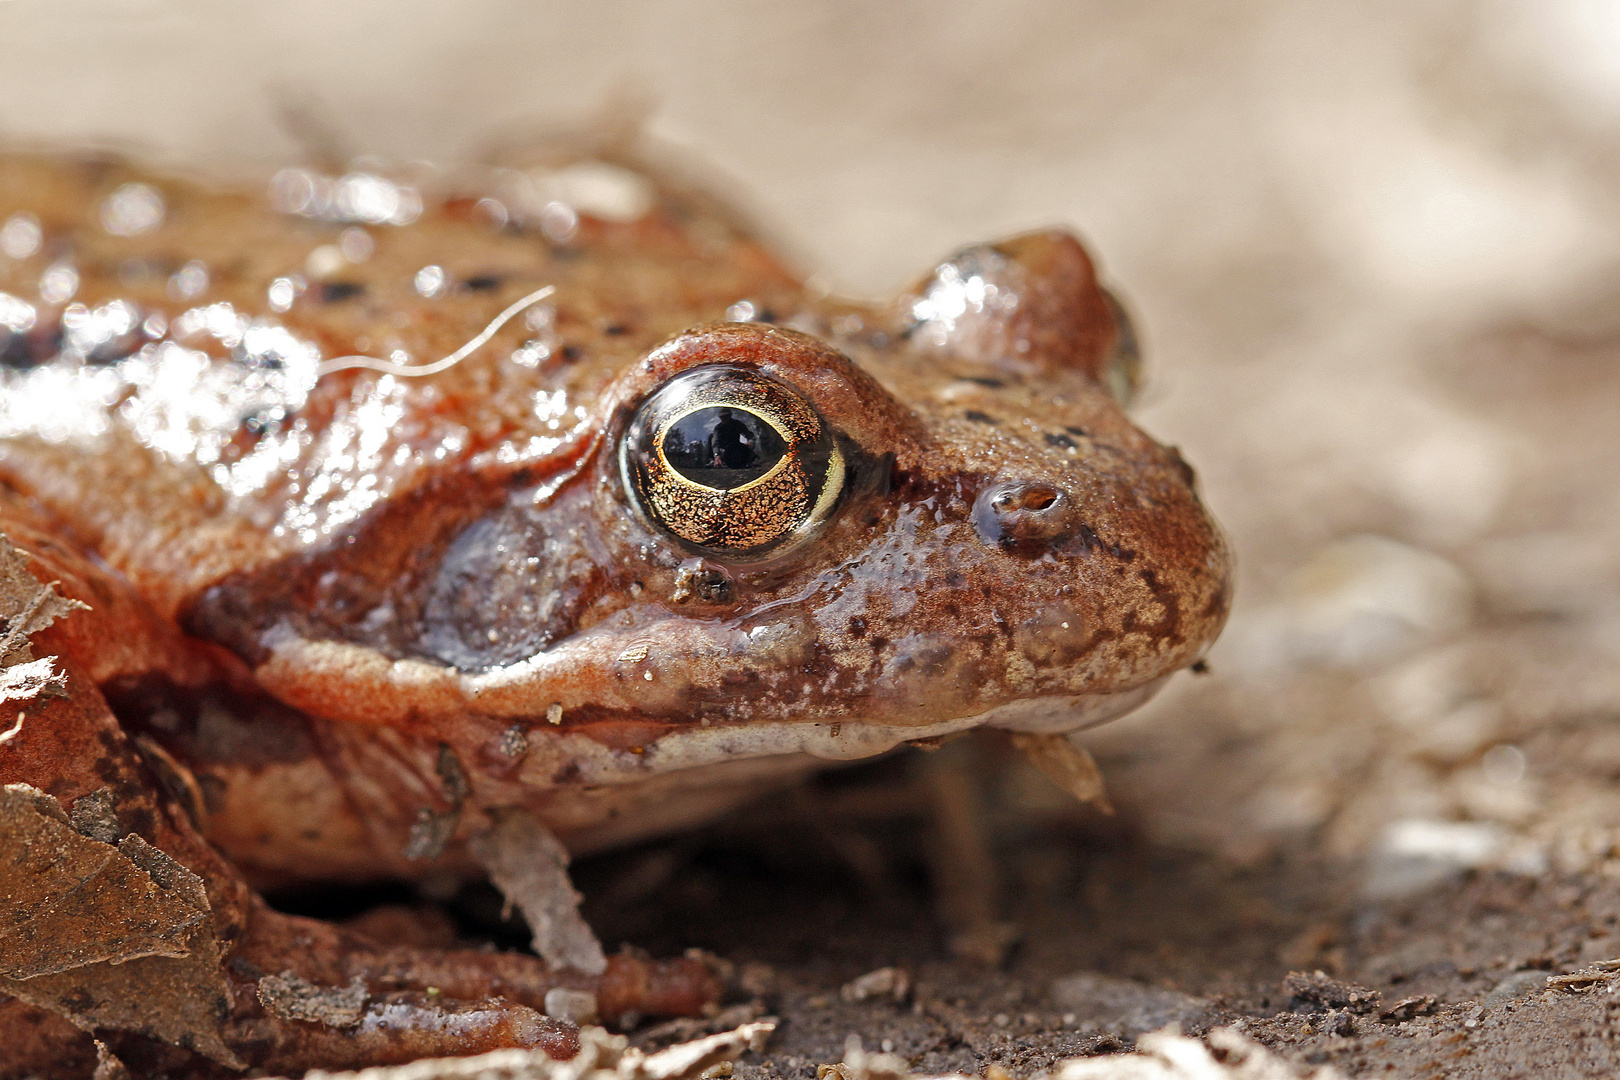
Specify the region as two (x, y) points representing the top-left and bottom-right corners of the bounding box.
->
(315, 285), (555, 379)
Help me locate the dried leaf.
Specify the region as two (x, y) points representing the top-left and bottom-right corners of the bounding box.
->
(280, 1020), (776, 1080)
(471, 807), (607, 975)
(258, 971), (370, 1028)
(0, 784), (242, 1068)
(1009, 731), (1114, 813)
(0, 531), (88, 670)
(0, 655), (66, 705)
(0, 785), (204, 977)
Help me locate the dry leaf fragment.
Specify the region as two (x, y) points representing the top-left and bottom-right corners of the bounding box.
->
(0, 785), (205, 977)
(471, 807), (608, 975)
(0, 531), (86, 721)
(0, 783), (242, 1068)
(272, 1020), (775, 1080)
(0, 531), (88, 670)
(0, 655), (66, 705)
(258, 970), (370, 1028)
(1009, 731), (1114, 813)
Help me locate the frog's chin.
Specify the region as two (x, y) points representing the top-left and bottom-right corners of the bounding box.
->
(529, 678), (1167, 855)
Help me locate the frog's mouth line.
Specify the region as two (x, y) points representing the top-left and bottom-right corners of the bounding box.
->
(507, 677), (1166, 790)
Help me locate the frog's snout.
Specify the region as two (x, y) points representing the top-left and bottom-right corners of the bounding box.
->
(971, 480), (1077, 556)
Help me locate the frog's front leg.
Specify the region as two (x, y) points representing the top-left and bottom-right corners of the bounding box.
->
(0, 527), (716, 1077)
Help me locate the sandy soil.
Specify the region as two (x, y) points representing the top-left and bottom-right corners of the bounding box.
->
(9, 1), (1620, 1076)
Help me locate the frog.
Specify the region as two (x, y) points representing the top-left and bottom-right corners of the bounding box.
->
(0, 147), (1230, 1078)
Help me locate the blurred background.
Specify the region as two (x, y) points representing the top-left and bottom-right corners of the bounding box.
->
(6, 0), (1620, 996)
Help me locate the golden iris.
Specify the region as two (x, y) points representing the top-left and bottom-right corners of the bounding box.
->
(620, 365), (845, 559)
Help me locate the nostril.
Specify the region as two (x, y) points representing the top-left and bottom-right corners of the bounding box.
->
(975, 482), (1074, 554)
(992, 484), (1060, 514)
(992, 483), (1061, 514)
(1021, 486), (1059, 512)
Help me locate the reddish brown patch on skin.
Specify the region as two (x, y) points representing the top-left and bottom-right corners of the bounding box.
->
(571, 718), (682, 751)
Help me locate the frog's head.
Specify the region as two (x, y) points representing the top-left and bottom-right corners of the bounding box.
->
(219, 227), (1227, 800)
(563, 229), (1228, 747)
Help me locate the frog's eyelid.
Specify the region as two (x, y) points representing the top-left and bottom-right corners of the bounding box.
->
(315, 284), (556, 378)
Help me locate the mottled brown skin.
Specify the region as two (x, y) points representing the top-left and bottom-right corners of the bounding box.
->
(0, 150), (1229, 1073)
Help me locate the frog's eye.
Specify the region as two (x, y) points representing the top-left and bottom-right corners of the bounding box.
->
(620, 365), (846, 559)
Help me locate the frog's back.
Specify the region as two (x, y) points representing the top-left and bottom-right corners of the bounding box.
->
(0, 150), (800, 616)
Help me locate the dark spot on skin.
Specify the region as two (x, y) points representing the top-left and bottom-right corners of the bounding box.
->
(964, 410), (998, 425)
(241, 407), (287, 437)
(1065, 425), (1089, 439)
(603, 323), (630, 336)
(869, 635), (889, 652)
(1074, 522), (1135, 562)
(1045, 432), (1079, 450)
(560, 344), (583, 364)
(319, 281), (365, 303)
(1123, 566), (1183, 645)
(960, 376), (1005, 388)
(847, 616), (867, 638)
(460, 275), (503, 292)
(1, 324), (63, 369)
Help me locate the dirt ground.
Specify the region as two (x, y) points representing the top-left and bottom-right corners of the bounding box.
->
(9, 2), (1620, 1077)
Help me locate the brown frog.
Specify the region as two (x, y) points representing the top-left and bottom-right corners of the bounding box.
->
(0, 149), (1230, 1077)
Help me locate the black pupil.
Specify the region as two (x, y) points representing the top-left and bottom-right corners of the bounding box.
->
(662, 406), (788, 489)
